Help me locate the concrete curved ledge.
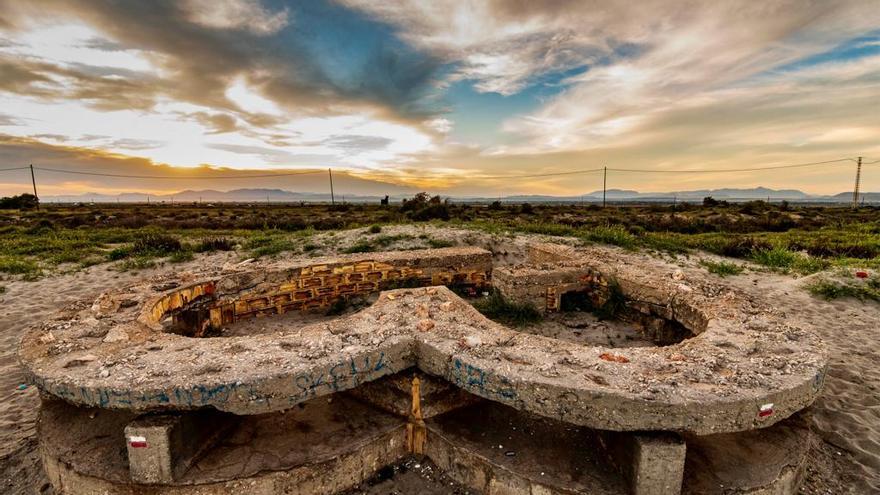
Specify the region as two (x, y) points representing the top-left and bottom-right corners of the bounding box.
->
(20, 246), (826, 434)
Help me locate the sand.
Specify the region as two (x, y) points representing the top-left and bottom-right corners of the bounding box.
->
(0, 227), (877, 494)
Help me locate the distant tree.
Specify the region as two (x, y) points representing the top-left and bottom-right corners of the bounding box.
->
(702, 196), (719, 207)
(488, 200), (504, 210)
(519, 202), (534, 214)
(0, 193), (39, 210)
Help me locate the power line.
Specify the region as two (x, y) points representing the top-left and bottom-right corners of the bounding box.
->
(30, 166), (326, 179)
(608, 158), (856, 174)
(0, 156), (868, 182)
(348, 167), (606, 181)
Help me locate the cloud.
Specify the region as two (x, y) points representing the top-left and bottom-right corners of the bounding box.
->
(0, 113), (19, 126)
(0, 55), (163, 110)
(181, 0), (290, 35)
(0, 0), (448, 128)
(321, 135), (393, 153)
(0, 134), (416, 196)
(188, 112), (240, 134)
(206, 143), (333, 165)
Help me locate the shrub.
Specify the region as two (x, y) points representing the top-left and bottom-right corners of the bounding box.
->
(368, 225), (382, 234)
(0, 193), (39, 210)
(343, 241), (375, 254)
(751, 247), (827, 273)
(195, 237), (235, 252)
(132, 233), (182, 256)
(107, 246), (131, 260)
(0, 256), (39, 275)
(751, 246), (798, 268)
(582, 225), (637, 249)
(808, 276), (879, 302)
(427, 238), (455, 248)
(719, 237), (772, 258)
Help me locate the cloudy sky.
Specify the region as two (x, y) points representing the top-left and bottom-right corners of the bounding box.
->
(0, 0), (878, 197)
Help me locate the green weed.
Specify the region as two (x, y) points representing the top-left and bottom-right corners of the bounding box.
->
(472, 290), (542, 327)
(808, 276), (879, 302)
(700, 260), (744, 277)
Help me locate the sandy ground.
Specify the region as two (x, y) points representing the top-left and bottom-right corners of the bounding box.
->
(0, 226), (877, 494)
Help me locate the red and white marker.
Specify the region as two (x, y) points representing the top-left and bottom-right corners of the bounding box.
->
(128, 435), (148, 448)
(758, 403), (774, 418)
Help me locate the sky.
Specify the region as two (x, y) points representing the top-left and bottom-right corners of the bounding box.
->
(0, 0), (878, 197)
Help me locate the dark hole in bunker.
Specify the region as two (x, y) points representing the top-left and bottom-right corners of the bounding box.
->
(558, 287), (695, 347)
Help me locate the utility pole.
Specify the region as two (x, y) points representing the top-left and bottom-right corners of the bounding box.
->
(852, 156), (862, 208)
(328, 168), (335, 205)
(29, 164), (39, 210)
(602, 166), (607, 208)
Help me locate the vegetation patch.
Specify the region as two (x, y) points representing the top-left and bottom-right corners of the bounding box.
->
(472, 290), (542, 327)
(700, 260), (744, 277)
(808, 274), (880, 302)
(195, 237), (235, 252)
(751, 246), (828, 274)
(427, 238), (456, 248)
(0, 256), (40, 276)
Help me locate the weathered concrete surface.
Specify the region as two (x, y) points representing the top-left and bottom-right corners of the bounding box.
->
(125, 410), (233, 484)
(629, 434), (686, 495)
(426, 401), (627, 494)
(682, 413), (811, 494)
(20, 245), (826, 434)
(39, 394), (812, 495)
(39, 396), (408, 494)
(347, 371), (482, 418)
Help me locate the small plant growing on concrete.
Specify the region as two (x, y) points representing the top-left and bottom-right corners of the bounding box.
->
(473, 289), (542, 327)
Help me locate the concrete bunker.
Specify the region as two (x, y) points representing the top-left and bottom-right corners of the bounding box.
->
(19, 244), (827, 495)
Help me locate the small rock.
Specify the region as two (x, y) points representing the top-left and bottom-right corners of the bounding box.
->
(416, 303), (430, 318)
(63, 354), (98, 368)
(103, 327), (129, 343)
(672, 269), (685, 280)
(417, 319), (435, 332)
(464, 336), (482, 348)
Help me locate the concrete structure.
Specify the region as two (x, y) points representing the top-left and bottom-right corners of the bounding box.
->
(20, 244), (827, 494)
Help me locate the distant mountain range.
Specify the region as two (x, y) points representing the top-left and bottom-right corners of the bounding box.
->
(42, 187), (879, 203)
